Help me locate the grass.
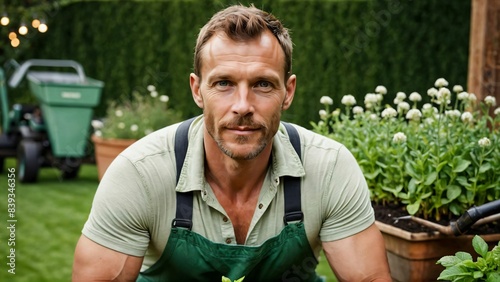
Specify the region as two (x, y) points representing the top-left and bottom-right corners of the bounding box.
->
(0, 157), (337, 281)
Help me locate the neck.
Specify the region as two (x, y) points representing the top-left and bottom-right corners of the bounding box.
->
(204, 141), (272, 201)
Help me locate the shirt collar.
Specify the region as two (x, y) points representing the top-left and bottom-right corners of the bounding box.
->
(176, 116), (305, 193)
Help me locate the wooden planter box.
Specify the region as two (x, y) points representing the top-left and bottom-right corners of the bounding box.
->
(376, 221), (500, 282)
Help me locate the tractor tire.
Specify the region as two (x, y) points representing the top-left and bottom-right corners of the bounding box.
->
(17, 140), (41, 183)
(60, 158), (82, 179)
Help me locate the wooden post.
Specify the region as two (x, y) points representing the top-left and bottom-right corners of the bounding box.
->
(468, 0), (500, 112)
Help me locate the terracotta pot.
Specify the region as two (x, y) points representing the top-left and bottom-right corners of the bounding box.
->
(376, 221), (500, 282)
(92, 135), (136, 180)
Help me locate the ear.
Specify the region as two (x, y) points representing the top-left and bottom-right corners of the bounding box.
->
(190, 73), (204, 108)
(281, 74), (296, 110)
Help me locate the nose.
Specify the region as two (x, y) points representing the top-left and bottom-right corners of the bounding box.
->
(232, 86), (254, 116)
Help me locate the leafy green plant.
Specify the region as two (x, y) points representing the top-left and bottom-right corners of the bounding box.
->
(311, 79), (500, 220)
(436, 235), (500, 281)
(222, 276), (245, 282)
(91, 85), (182, 140)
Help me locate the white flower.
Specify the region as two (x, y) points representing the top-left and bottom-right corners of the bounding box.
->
(409, 92), (422, 102)
(159, 95), (169, 103)
(453, 85), (463, 93)
(434, 78), (449, 88)
(436, 87), (451, 104)
(150, 91), (159, 98)
(130, 124), (139, 132)
(484, 96), (496, 107)
(147, 85), (156, 92)
(495, 108), (500, 116)
(331, 109), (340, 117)
(445, 109), (461, 119)
(319, 110), (328, 119)
(381, 107), (397, 118)
(424, 117), (435, 125)
(369, 114), (378, 121)
(318, 121), (325, 127)
(478, 137), (491, 148)
(320, 96), (334, 105)
(376, 93), (384, 102)
(375, 85), (387, 95)
(341, 95), (356, 106)
(118, 122), (125, 129)
(392, 132), (407, 143)
(406, 109), (422, 121)
(91, 119), (104, 129)
(365, 93), (378, 105)
(422, 103), (433, 110)
(353, 106), (364, 115)
(397, 102), (410, 113)
(396, 92), (406, 101)
(393, 97), (402, 105)
(457, 92), (469, 100)
(469, 93), (477, 102)
(461, 112), (473, 123)
(94, 130), (102, 137)
(115, 110), (123, 117)
(427, 87), (438, 97)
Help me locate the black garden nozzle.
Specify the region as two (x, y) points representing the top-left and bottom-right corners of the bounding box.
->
(450, 199), (500, 236)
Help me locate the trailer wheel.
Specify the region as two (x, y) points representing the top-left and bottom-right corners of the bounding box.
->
(60, 158), (82, 179)
(17, 140), (41, 183)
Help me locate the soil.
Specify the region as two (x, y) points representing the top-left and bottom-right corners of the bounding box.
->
(373, 202), (500, 235)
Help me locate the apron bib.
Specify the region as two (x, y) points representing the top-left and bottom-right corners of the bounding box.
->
(137, 119), (322, 282)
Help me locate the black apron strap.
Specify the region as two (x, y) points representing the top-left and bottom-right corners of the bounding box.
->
(172, 118), (196, 230)
(281, 122), (304, 225)
(172, 119), (304, 229)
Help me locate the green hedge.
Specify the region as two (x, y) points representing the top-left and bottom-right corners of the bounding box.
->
(4, 0), (471, 127)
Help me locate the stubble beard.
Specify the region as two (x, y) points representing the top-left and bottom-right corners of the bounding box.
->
(204, 112), (281, 161)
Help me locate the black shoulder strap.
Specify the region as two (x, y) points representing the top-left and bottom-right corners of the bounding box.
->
(282, 122), (304, 225)
(172, 118), (195, 230)
(171, 119), (303, 229)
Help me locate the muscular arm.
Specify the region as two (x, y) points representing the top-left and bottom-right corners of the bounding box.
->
(72, 235), (144, 282)
(323, 223), (392, 282)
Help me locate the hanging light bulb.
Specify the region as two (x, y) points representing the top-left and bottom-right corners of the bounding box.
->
(0, 13), (9, 26)
(8, 31), (17, 40)
(32, 18), (41, 29)
(11, 37), (20, 48)
(18, 23), (28, 35)
(38, 21), (48, 33)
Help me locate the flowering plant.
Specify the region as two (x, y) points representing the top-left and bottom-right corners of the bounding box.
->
(92, 85), (182, 140)
(311, 78), (500, 221)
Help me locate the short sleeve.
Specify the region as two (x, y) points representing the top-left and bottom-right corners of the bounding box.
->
(82, 155), (152, 257)
(319, 145), (375, 242)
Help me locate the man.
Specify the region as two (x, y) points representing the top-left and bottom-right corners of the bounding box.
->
(73, 4), (391, 282)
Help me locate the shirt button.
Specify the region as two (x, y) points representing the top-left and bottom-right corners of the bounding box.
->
(222, 216), (228, 222)
(225, 238), (231, 244)
(202, 190), (207, 196)
(258, 203), (263, 209)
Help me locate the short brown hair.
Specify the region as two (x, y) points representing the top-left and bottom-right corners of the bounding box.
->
(193, 4), (293, 80)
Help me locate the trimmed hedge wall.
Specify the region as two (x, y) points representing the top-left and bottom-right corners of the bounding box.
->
(7, 0), (470, 127)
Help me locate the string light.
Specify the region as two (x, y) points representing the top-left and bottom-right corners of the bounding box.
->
(38, 21), (47, 33)
(8, 31), (17, 40)
(0, 14), (9, 26)
(32, 18), (40, 28)
(11, 37), (20, 47)
(18, 22), (28, 35)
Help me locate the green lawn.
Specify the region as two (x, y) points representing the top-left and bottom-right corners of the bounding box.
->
(0, 157), (337, 281)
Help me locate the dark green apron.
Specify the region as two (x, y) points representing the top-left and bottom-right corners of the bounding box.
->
(137, 119), (322, 282)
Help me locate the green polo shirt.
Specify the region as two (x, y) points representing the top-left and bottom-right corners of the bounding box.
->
(82, 115), (374, 271)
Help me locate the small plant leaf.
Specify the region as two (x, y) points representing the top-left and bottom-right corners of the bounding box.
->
(455, 251), (473, 261)
(486, 272), (500, 282)
(437, 265), (471, 280)
(437, 255), (462, 267)
(235, 277), (245, 282)
(407, 200), (420, 215)
(222, 276), (232, 282)
(472, 235), (489, 258)
(453, 159), (471, 173)
(446, 185), (461, 201)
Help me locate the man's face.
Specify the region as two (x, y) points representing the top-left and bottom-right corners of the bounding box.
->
(190, 30), (296, 160)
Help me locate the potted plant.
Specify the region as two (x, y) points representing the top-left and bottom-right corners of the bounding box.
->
(310, 78), (500, 281)
(437, 235), (500, 281)
(91, 85), (182, 180)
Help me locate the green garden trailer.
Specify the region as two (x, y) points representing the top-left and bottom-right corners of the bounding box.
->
(0, 59), (103, 182)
